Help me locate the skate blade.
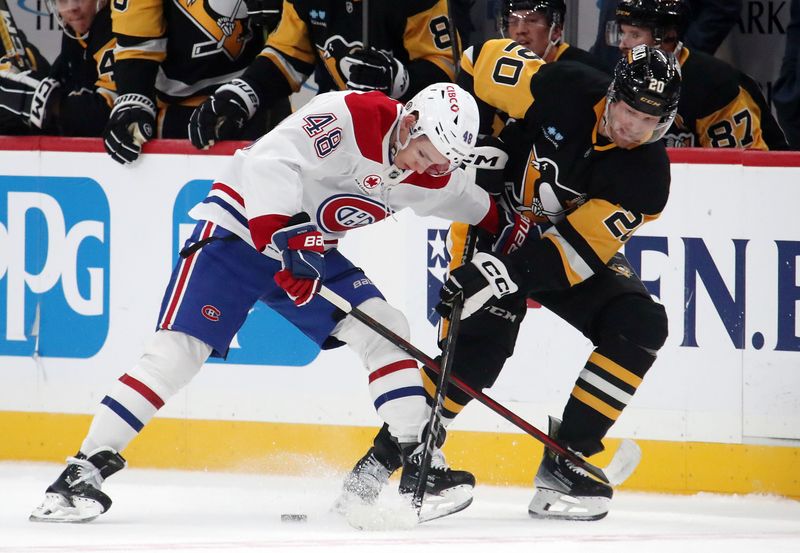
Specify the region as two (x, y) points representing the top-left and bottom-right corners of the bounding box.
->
(29, 493), (103, 523)
(415, 484), (474, 524)
(527, 487), (610, 521)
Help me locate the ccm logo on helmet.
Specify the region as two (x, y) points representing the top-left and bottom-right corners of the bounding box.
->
(446, 85), (460, 112)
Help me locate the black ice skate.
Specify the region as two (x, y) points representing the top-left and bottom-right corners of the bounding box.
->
(528, 418), (613, 521)
(30, 447), (126, 523)
(399, 443), (475, 523)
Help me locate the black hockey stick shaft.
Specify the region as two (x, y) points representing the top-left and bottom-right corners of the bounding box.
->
(316, 285), (611, 484)
(445, 0), (462, 78)
(362, 0), (369, 49)
(412, 225), (478, 511)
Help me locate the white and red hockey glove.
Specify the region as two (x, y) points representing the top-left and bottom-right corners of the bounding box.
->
(271, 214), (325, 307)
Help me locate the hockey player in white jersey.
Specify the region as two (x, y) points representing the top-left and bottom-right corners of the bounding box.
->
(30, 83), (522, 524)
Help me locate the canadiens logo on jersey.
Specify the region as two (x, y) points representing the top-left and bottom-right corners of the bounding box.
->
(181, 0), (252, 60)
(317, 194), (391, 233)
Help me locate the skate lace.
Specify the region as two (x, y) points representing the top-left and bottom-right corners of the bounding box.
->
(563, 456), (591, 479)
(430, 449), (449, 471)
(356, 455), (391, 485)
(65, 456), (103, 489)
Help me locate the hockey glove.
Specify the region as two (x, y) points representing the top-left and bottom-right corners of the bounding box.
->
(0, 68), (60, 130)
(103, 93), (156, 165)
(436, 252), (520, 320)
(340, 48), (409, 98)
(493, 206), (538, 255)
(188, 78), (260, 149)
(271, 214), (326, 307)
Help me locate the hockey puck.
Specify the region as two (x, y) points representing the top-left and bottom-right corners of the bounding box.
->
(280, 513), (308, 522)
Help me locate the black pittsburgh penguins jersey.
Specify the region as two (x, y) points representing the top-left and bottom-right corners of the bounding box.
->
(255, 0), (455, 103)
(50, 5), (116, 136)
(459, 39), (670, 294)
(665, 46), (788, 150)
(111, 0), (264, 103)
(552, 42), (610, 75)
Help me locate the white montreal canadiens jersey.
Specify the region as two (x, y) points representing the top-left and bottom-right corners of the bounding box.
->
(188, 90), (490, 260)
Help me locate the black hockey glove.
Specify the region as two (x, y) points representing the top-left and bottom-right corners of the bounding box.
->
(340, 47), (409, 98)
(188, 78), (260, 149)
(103, 93), (156, 165)
(0, 68), (61, 130)
(436, 252), (520, 320)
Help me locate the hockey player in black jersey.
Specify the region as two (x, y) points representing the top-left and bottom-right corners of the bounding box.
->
(103, 0), (268, 164)
(342, 42), (680, 521)
(499, 0), (608, 73)
(0, 0), (115, 136)
(188, 0), (458, 149)
(611, 0), (787, 149)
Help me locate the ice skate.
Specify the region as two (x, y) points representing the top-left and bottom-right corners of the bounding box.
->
(399, 443), (475, 523)
(528, 418), (613, 521)
(332, 446), (399, 514)
(30, 447), (126, 523)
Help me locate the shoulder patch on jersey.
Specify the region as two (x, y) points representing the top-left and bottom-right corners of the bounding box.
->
(344, 91), (402, 163)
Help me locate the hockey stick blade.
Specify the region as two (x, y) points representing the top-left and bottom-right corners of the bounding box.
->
(316, 285), (642, 487)
(603, 438), (642, 487)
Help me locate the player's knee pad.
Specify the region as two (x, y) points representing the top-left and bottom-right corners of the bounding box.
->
(594, 295), (668, 355)
(333, 297), (410, 362)
(127, 330), (212, 400)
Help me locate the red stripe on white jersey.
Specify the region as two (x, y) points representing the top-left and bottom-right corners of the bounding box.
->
(119, 373), (165, 409)
(159, 221), (216, 330)
(368, 359), (419, 383)
(211, 182), (245, 207)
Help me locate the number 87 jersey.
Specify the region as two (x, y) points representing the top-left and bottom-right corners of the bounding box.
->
(457, 38), (671, 291)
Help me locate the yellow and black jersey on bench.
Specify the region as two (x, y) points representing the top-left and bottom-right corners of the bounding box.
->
(665, 46), (787, 150)
(551, 42), (610, 75)
(51, 5), (116, 136)
(459, 38), (670, 295)
(111, 0), (264, 104)
(249, 0), (456, 105)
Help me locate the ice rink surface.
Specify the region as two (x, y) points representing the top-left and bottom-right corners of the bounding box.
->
(2, 461), (799, 553)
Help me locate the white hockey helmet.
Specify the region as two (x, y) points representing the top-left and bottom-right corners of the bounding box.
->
(399, 83), (480, 176)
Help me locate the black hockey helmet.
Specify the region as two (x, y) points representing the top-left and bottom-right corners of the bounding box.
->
(498, 0), (567, 36)
(613, 0), (691, 44)
(608, 44), (681, 142)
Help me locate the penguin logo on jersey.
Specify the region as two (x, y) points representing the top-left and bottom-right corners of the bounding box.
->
(317, 194), (390, 233)
(181, 0), (252, 60)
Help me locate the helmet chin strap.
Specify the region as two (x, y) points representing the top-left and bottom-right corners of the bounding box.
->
(542, 22), (562, 61)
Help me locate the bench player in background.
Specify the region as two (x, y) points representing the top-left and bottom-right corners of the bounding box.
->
(342, 42), (680, 522)
(102, 0), (268, 164)
(188, 0), (458, 149)
(29, 83), (520, 524)
(499, 0), (608, 73)
(611, 0), (787, 149)
(0, 0), (115, 136)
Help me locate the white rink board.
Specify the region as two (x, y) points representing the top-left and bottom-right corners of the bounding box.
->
(1, 147), (799, 446)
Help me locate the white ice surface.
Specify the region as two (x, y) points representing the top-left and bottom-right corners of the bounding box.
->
(2, 461), (799, 553)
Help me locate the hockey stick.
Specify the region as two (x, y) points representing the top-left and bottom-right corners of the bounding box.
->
(444, 0), (462, 78)
(361, 0), (369, 49)
(412, 225), (478, 512)
(317, 285), (641, 486)
(0, 0), (31, 71)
